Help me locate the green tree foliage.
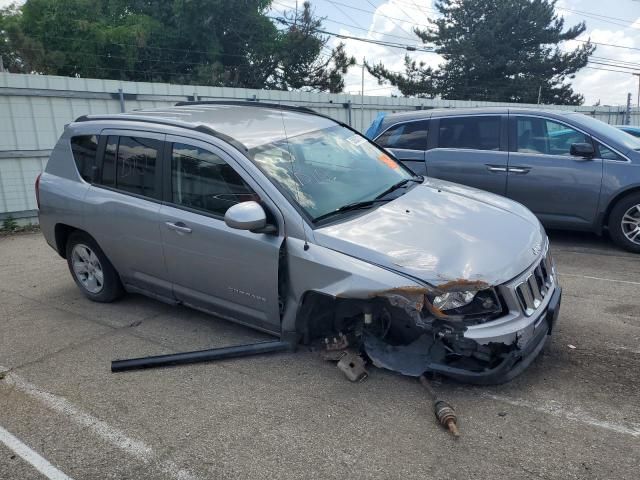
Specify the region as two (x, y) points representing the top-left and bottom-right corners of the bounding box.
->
(367, 0), (594, 105)
(0, 0), (354, 92)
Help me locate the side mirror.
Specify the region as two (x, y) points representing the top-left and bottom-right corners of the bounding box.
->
(570, 142), (595, 158)
(224, 201), (270, 232)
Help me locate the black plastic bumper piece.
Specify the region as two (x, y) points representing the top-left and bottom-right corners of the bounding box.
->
(426, 286), (563, 385)
(111, 340), (293, 373)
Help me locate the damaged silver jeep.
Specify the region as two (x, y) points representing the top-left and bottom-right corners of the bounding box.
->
(38, 101), (561, 384)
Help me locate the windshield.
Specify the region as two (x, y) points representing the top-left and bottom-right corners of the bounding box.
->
(249, 125), (415, 221)
(569, 114), (640, 152)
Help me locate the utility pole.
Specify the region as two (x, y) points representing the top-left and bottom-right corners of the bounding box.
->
(537, 86), (542, 104)
(626, 92), (632, 125)
(634, 73), (640, 109)
(361, 57), (365, 132)
(0, 56), (4, 73)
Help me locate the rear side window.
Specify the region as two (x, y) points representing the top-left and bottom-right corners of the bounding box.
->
(100, 136), (161, 198)
(70, 135), (99, 182)
(171, 143), (257, 216)
(376, 121), (429, 150)
(438, 116), (501, 151)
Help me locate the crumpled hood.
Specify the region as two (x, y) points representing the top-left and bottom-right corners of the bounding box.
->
(314, 177), (545, 288)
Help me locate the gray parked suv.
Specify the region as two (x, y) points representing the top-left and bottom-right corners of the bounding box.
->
(369, 108), (640, 252)
(37, 102), (561, 384)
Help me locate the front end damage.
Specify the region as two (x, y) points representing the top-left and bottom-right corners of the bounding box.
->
(293, 244), (561, 385)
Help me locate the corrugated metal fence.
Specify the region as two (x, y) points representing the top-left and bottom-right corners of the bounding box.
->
(1, 72), (638, 222)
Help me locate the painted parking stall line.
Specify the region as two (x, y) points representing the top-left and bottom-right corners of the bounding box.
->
(0, 367), (200, 480)
(0, 425), (74, 480)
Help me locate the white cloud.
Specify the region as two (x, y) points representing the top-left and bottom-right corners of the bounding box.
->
(335, 0), (640, 105)
(333, 0), (442, 96)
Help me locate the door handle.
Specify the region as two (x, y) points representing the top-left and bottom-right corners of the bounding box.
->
(509, 166), (531, 174)
(486, 165), (508, 173)
(165, 221), (192, 234)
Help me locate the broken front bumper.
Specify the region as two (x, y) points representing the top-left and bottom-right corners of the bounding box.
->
(428, 286), (562, 385)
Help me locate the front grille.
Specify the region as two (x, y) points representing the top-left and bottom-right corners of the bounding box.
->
(515, 249), (555, 316)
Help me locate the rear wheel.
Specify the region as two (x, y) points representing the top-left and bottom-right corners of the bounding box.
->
(608, 193), (640, 253)
(65, 232), (124, 302)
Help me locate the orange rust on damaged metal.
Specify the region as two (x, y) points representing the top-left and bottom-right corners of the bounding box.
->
(375, 286), (429, 311)
(435, 279), (490, 292)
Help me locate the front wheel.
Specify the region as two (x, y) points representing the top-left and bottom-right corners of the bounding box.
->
(65, 232), (124, 302)
(608, 193), (640, 253)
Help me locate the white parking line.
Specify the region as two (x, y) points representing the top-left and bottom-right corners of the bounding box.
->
(482, 393), (640, 438)
(560, 273), (640, 286)
(0, 367), (200, 480)
(0, 425), (74, 480)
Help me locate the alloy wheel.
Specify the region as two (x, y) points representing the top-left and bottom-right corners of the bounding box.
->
(621, 204), (640, 245)
(71, 243), (104, 294)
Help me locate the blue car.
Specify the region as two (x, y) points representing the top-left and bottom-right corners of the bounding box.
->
(616, 125), (640, 138)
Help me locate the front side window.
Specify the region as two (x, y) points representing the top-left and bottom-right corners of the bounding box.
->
(171, 143), (257, 216)
(516, 117), (590, 156)
(70, 135), (99, 182)
(250, 125), (414, 221)
(438, 116), (500, 151)
(376, 121), (429, 150)
(100, 136), (160, 198)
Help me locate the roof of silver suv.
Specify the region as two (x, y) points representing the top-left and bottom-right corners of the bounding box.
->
(75, 101), (339, 149)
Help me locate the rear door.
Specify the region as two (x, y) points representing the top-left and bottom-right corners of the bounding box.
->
(506, 115), (603, 229)
(159, 136), (284, 334)
(424, 115), (508, 196)
(83, 130), (171, 298)
(375, 119), (429, 175)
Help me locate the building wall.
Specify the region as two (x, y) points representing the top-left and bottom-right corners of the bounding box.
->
(0, 72), (636, 221)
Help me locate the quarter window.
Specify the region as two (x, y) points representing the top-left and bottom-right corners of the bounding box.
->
(516, 117), (590, 156)
(438, 116), (500, 151)
(171, 143), (257, 216)
(100, 136), (161, 198)
(598, 143), (624, 161)
(376, 121), (429, 150)
(70, 135), (99, 182)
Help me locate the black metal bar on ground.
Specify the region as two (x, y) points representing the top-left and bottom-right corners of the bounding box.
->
(111, 340), (293, 373)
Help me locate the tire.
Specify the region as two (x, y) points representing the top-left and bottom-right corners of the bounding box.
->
(65, 231), (124, 302)
(608, 192), (640, 253)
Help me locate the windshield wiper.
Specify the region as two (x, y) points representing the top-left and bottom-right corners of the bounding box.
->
(374, 176), (423, 200)
(312, 199), (390, 223)
(312, 176), (423, 224)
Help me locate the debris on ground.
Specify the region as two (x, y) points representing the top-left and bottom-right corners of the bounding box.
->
(419, 375), (460, 438)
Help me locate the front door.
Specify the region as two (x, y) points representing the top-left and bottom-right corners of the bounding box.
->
(507, 115), (603, 229)
(159, 136), (284, 334)
(424, 115), (508, 196)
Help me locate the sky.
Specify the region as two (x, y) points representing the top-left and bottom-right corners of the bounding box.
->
(2, 0), (639, 106)
(272, 0), (640, 106)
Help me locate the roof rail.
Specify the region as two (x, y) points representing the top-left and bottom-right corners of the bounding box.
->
(173, 100), (326, 118)
(73, 114), (248, 152)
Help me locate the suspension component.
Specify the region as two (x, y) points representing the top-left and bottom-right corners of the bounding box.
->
(419, 374), (460, 437)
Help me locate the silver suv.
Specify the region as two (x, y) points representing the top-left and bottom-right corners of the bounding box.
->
(37, 102), (561, 384)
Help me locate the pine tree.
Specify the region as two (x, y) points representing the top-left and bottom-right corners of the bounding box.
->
(367, 0), (594, 105)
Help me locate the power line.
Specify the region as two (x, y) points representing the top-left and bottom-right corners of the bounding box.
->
(269, 16), (435, 52)
(271, 1), (425, 44)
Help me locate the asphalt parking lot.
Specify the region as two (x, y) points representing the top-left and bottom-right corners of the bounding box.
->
(0, 230), (638, 480)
